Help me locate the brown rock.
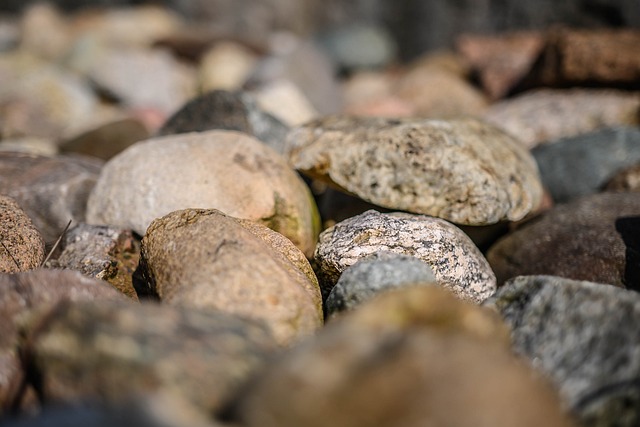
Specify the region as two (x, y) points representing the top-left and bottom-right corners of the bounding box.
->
(138, 209), (322, 345)
(0, 195), (44, 273)
(604, 163), (640, 192)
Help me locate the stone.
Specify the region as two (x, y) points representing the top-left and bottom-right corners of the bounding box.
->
(605, 163), (640, 192)
(287, 116), (543, 225)
(483, 89), (640, 149)
(484, 275), (640, 425)
(325, 252), (437, 316)
(342, 71), (416, 118)
(314, 210), (496, 303)
(0, 152), (103, 245)
(22, 300), (278, 414)
(19, 3), (71, 61)
(456, 31), (545, 100)
(157, 90), (289, 155)
(0, 269), (125, 410)
(487, 192), (640, 288)
(0, 196), (45, 273)
(0, 16), (19, 52)
(249, 80), (318, 127)
(87, 130), (319, 257)
(0, 137), (58, 156)
(226, 287), (573, 427)
(137, 209), (322, 345)
(533, 127), (640, 203)
(46, 223), (140, 300)
(199, 41), (258, 92)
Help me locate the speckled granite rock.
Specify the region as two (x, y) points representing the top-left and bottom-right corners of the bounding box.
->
(286, 116), (543, 226)
(226, 287), (573, 427)
(484, 275), (640, 425)
(0, 195), (44, 273)
(314, 210), (496, 303)
(137, 209), (322, 345)
(86, 130), (319, 257)
(325, 252), (437, 316)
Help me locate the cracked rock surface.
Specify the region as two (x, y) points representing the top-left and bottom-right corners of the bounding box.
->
(314, 210), (496, 303)
(286, 116), (543, 226)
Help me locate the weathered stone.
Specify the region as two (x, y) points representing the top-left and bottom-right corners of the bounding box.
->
(87, 130), (319, 257)
(46, 223), (140, 300)
(325, 252), (437, 316)
(314, 210), (496, 303)
(0, 196), (44, 273)
(605, 163), (640, 192)
(0, 152), (103, 245)
(484, 89), (640, 149)
(287, 116), (543, 225)
(157, 90), (289, 155)
(0, 269), (125, 410)
(23, 300), (278, 414)
(484, 275), (640, 425)
(487, 192), (640, 288)
(533, 127), (640, 203)
(137, 209), (322, 345)
(227, 287), (573, 427)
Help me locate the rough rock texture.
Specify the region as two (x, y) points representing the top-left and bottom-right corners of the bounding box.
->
(325, 252), (437, 316)
(226, 287), (573, 427)
(46, 223), (140, 300)
(314, 210), (496, 303)
(484, 89), (640, 149)
(0, 152), (103, 245)
(605, 163), (640, 192)
(87, 130), (319, 257)
(487, 192), (640, 288)
(23, 300), (279, 415)
(485, 275), (640, 425)
(287, 116), (543, 226)
(0, 269), (125, 411)
(137, 209), (322, 345)
(157, 90), (289, 155)
(0, 195), (45, 273)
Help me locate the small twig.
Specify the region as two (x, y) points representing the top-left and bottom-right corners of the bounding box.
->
(1, 240), (21, 270)
(42, 219), (72, 267)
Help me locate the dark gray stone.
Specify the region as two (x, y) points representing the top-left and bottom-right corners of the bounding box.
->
(325, 252), (436, 316)
(533, 127), (640, 203)
(484, 275), (640, 426)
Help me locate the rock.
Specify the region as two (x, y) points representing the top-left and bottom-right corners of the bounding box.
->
(605, 163), (640, 192)
(325, 252), (437, 316)
(0, 196), (44, 273)
(342, 71), (416, 118)
(87, 130), (319, 257)
(137, 209), (322, 345)
(484, 89), (640, 149)
(0, 137), (58, 156)
(0, 152), (103, 245)
(59, 118), (150, 161)
(487, 192), (640, 288)
(199, 41), (258, 92)
(484, 275), (640, 425)
(226, 287), (573, 427)
(314, 210), (496, 303)
(0, 269), (125, 411)
(456, 31), (545, 100)
(22, 300), (279, 414)
(0, 16), (19, 52)
(19, 3), (71, 61)
(249, 80), (318, 127)
(287, 116), (543, 225)
(533, 127), (640, 203)
(46, 223), (140, 300)
(157, 90), (289, 154)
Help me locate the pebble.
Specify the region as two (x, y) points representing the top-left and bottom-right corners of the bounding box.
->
(0, 195), (44, 273)
(325, 252), (437, 316)
(605, 163), (640, 192)
(199, 41), (258, 92)
(138, 209), (322, 345)
(19, 3), (71, 61)
(86, 130), (319, 257)
(487, 192), (640, 288)
(533, 127), (640, 203)
(314, 210), (496, 303)
(287, 116), (543, 225)
(484, 275), (640, 425)
(249, 79), (318, 127)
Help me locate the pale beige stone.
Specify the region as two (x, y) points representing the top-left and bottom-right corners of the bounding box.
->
(199, 41), (258, 92)
(251, 79), (318, 126)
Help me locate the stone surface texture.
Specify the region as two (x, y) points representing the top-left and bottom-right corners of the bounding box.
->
(0, 195), (45, 273)
(287, 116), (543, 226)
(87, 130), (319, 257)
(485, 275), (640, 425)
(314, 210), (496, 303)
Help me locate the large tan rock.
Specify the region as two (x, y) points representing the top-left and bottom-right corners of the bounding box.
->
(138, 209), (322, 345)
(87, 130), (320, 257)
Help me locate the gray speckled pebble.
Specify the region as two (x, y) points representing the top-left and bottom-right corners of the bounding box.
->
(484, 275), (640, 426)
(325, 252), (437, 316)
